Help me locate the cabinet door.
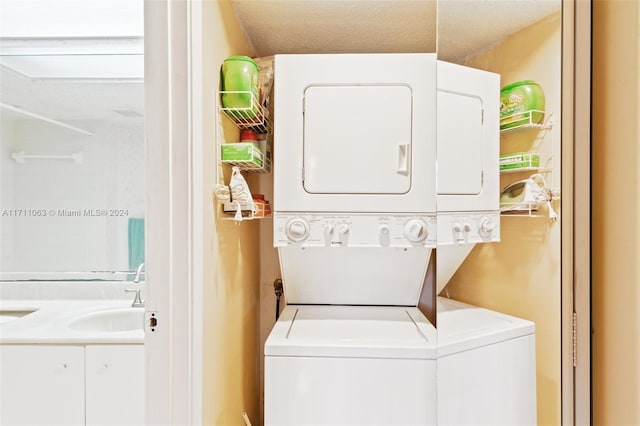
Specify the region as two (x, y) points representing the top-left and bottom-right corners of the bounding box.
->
(0, 345), (84, 426)
(85, 345), (144, 426)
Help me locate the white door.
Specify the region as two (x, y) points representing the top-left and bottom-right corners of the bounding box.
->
(273, 54), (437, 214)
(303, 85), (412, 194)
(435, 61), (500, 213)
(437, 91), (483, 196)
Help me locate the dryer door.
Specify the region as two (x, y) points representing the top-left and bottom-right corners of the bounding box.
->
(303, 85), (412, 195)
(272, 54), (436, 214)
(436, 61), (500, 213)
(437, 91), (483, 196)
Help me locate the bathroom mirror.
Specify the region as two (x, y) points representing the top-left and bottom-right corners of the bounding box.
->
(0, 0), (145, 280)
(435, 0), (564, 424)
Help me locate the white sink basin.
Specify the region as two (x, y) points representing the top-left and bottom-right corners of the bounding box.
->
(69, 308), (144, 332)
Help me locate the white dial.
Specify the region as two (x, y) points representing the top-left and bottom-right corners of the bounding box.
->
(323, 224), (335, 243)
(479, 217), (496, 237)
(379, 225), (390, 236)
(324, 224), (335, 236)
(337, 223), (350, 236)
(403, 219), (428, 243)
(286, 218), (309, 242)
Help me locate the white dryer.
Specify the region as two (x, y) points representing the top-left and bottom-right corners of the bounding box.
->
(435, 61), (502, 294)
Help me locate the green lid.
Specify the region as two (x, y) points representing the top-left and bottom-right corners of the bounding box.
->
(500, 80), (539, 92)
(224, 55), (258, 68)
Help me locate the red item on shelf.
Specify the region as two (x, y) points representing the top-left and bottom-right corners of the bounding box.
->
(240, 129), (258, 142)
(252, 194), (271, 217)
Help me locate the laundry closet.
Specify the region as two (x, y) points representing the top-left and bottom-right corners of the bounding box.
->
(201, 2), (563, 425)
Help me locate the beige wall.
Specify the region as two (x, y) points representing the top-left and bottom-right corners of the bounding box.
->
(442, 14), (562, 426)
(200, 2), (261, 425)
(592, 1), (640, 424)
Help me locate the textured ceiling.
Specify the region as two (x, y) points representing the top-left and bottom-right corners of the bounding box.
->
(232, 0), (438, 55)
(438, 0), (561, 62)
(232, 0), (560, 62)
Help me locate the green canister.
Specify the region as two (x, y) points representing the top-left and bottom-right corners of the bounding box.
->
(221, 55), (259, 117)
(500, 80), (545, 129)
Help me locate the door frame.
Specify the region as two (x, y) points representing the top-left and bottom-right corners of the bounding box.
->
(144, 0), (203, 424)
(561, 0), (591, 424)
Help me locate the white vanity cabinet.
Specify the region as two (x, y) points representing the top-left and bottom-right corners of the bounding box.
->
(0, 344), (144, 426)
(0, 345), (85, 426)
(85, 345), (145, 426)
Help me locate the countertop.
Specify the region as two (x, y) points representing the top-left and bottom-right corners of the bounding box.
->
(0, 281), (145, 344)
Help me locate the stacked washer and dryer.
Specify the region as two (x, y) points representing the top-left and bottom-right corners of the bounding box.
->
(264, 54), (536, 425)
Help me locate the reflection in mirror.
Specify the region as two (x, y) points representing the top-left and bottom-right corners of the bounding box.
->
(0, 2), (146, 423)
(436, 1), (561, 425)
(0, 2), (144, 281)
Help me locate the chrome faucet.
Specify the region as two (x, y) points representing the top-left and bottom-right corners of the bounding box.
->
(125, 262), (145, 307)
(124, 288), (144, 308)
(133, 262), (145, 283)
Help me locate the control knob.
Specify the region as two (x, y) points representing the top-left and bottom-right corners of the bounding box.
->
(285, 218), (310, 242)
(323, 224), (335, 244)
(337, 223), (350, 236)
(479, 217), (496, 238)
(452, 222), (465, 242)
(403, 219), (428, 243)
(324, 224), (335, 235)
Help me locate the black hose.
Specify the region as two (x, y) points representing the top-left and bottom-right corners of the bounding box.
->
(273, 278), (283, 321)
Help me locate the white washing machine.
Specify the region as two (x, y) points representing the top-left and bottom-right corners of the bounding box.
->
(265, 305), (437, 425)
(264, 53), (518, 425)
(437, 297), (537, 425)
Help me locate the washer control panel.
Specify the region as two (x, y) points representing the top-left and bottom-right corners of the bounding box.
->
(437, 212), (500, 245)
(274, 214), (437, 248)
